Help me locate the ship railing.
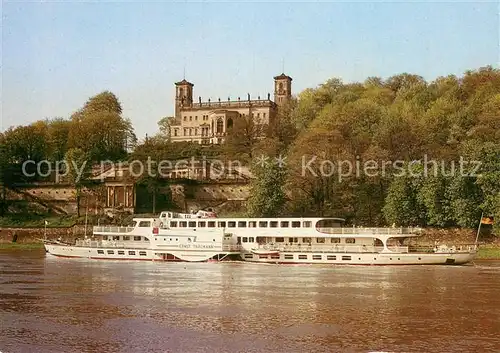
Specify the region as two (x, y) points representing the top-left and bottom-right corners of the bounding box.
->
(74, 239), (149, 249)
(222, 244), (243, 251)
(407, 244), (477, 253)
(92, 226), (135, 233)
(251, 244), (409, 254)
(316, 227), (421, 235)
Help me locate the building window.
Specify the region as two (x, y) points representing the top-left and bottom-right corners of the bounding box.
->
(174, 129), (178, 136)
(183, 116), (187, 121)
(189, 116), (192, 121)
(195, 116), (198, 121)
(184, 128), (187, 136)
(263, 113), (266, 118)
(216, 118), (224, 133)
(227, 118), (233, 129)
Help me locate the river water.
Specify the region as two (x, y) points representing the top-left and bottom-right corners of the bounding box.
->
(1, 250), (499, 353)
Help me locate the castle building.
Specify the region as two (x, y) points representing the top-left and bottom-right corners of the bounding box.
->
(169, 73), (292, 144)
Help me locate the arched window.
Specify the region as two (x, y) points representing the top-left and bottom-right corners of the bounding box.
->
(279, 82), (283, 92)
(179, 88), (184, 98)
(227, 118), (233, 129)
(216, 119), (224, 133)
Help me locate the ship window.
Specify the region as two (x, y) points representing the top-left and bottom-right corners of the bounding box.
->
(280, 221), (289, 228)
(123, 236), (130, 241)
(289, 237), (298, 243)
(118, 251), (125, 255)
(242, 237), (248, 243)
(139, 251), (147, 256)
(244, 254), (254, 259)
(284, 254), (294, 259)
(303, 221), (312, 228)
(327, 255), (336, 260)
(271, 254), (280, 259)
(103, 236), (108, 240)
(249, 237), (254, 242)
(107, 250), (114, 254)
(316, 238), (325, 243)
(138, 221), (151, 227)
(170, 221), (178, 227)
(144, 237), (148, 241)
(198, 221), (206, 227)
(208, 221), (216, 228)
(178, 221), (186, 227)
(228, 221), (236, 228)
(134, 236), (142, 241)
(303, 238), (312, 244)
(248, 221), (257, 228)
(218, 221), (226, 228)
(189, 221), (196, 228)
(238, 221), (247, 227)
(292, 221), (301, 228)
(276, 237), (285, 243)
(113, 236), (120, 240)
(258, 221), (268, 228)
(259, 255), (269, 259)
(312, 255), (322, 260)
(298, 255), (307, 260)
(331, 238), (340, 243)
(128, 251), (135, 255)
(97, 250), (104, 254)
(270, 221), (278, 228)
(346, 238), (356, 244)
(342, 256), (351, 261)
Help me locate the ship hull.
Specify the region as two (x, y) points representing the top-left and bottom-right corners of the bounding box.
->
(44, 243), (236, 262)
(239, 251), (476, 265)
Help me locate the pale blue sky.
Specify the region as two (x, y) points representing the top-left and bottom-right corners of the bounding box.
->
(2, 1), (498, 139)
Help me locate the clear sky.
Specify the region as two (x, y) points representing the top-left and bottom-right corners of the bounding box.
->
(2, 1), (498, 139)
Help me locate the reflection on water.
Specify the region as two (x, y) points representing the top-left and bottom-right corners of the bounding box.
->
(1, 251), (500, 353)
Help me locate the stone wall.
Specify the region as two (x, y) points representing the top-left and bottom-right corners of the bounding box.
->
(0, 225), (88, 244)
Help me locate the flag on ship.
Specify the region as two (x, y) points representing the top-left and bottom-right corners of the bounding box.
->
(480, 216), (494, 225)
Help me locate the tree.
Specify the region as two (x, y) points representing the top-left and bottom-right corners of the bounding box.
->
(65, 148), (91, 217)
(247, 160), (286, 217)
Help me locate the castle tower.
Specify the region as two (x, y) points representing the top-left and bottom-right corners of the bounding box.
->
(175, 79), (194, 119)
(273, 73), (292, 106)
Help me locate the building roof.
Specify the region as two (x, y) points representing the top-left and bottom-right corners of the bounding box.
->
(273, 73), (292, 81)
(175, 79), (194, 86)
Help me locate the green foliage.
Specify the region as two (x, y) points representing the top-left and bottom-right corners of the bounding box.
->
(247, 161), (286, 217)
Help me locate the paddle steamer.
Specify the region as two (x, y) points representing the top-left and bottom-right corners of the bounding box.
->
(44, 210), (477, 265)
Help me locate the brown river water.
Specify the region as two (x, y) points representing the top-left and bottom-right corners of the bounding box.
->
(1, 250), (499, 353)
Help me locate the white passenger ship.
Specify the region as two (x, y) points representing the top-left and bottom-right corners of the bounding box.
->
(44, 210), (477, 265)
